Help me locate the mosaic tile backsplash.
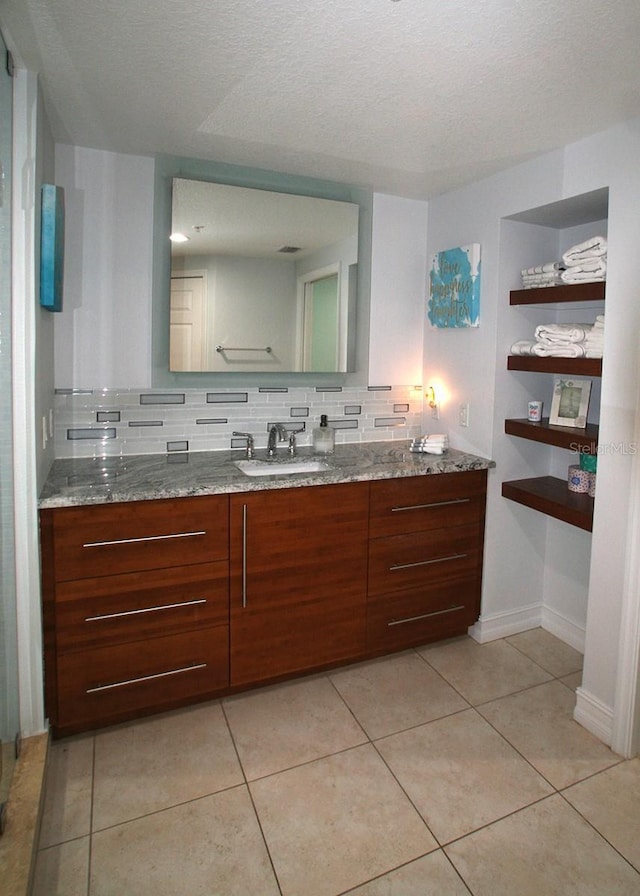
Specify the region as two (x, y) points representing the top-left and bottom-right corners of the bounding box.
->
(54, 385), (425, 458)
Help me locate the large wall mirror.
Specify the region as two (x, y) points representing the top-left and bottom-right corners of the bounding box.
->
(169, 179), (359, 374)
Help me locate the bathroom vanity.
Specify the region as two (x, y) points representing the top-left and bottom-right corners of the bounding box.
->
(39, 442), (492, 737)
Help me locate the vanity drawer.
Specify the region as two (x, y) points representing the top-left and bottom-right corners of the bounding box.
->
(369, 470), (487, 538)
(368, 525), (481, 596)
(54, 561), (229, 651)
(49, 495), (229, 581)
(367, 577), (480, 652)
(54, 625), (229, 730)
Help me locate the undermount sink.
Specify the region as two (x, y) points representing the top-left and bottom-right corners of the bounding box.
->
(235, 458), (333, 477)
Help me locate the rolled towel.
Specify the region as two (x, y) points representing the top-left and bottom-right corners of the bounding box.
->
(534, 323), (591, 344)
(562, 236), (607, 266)
(531, 342), (588, 358)
(521, 262), (564, 276)
(586, 348), (604, 358)
(510, 340), (537, 355)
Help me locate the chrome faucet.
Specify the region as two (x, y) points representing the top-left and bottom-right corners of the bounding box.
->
(233, 431), (255, 458)
(267, 423), (288, 456)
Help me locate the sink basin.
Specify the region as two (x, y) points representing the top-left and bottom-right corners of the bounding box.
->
(235, 458), (333, 477)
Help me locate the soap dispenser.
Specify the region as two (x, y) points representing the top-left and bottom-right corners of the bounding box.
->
(313, 414), (335, 454)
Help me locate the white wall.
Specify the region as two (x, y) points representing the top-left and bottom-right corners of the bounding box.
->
(54, 144), (155, 389)
(369, 193), (427, 386)
(424, 120), (640, 749)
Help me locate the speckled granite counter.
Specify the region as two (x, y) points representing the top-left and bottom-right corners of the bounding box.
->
(39, 441), (495, 508)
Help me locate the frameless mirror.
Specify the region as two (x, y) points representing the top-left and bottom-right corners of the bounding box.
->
(169, 178), (359, 373)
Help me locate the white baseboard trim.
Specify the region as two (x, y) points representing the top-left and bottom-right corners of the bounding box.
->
(468, 603), (542, 643)
(540, 606), (586, 654)
(574, 686), (614, 747)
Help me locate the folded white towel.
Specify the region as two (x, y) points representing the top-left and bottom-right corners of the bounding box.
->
(531, 342), (588, 358)
(595, 314), (605, 324)
(562, 236), (607, 266)
(586, 349), (604, 359)
(560, 269), (606, 283)
(410, 444), (446, 455)
(535, 323), (591, 344)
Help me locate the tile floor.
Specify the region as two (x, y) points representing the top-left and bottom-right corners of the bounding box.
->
(32, 628), (640, 895)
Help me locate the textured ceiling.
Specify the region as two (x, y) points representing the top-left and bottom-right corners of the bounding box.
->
(2, 0), (640, 198)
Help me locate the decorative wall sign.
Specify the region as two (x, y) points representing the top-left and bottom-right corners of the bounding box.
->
(428, 243), (481, 328)
(40, 184), (65, 311)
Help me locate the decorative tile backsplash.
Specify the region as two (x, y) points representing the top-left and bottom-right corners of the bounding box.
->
(54, 385), (425, 458)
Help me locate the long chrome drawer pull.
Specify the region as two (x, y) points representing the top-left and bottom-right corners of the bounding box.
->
(86, 663), (207, 694)
(242, 504), (248, 608)
(388, 605), (465, 626)
(390, 552), (467, 571)
(85, 598), (207, 623)
(82, 530), (206, 548)
(391, 498), (470, 512)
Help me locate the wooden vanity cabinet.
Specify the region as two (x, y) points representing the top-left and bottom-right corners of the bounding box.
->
(367, 470), (487, 651)
(229, 482), (369, 687)
(40, 495), (230, 736)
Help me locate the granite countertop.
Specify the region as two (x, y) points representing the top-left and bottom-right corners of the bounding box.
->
(38, 441), (495, 509)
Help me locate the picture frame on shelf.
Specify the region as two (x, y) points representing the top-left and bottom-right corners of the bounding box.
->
(549, 378), (592, 428)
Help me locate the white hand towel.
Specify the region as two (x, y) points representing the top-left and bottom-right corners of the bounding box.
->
(510, 340), (537, 355)
(586, 349), (604, 358)
(531, 342), (587, 358)
(560, 269), (606, 283)
(535, 323), (591, 344)
(562, 236), (607, 266)
(410, 444), (446, 455)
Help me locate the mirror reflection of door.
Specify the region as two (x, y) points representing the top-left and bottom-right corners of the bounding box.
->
(302, 272), (339, 372)
(170, 273), (207, 371)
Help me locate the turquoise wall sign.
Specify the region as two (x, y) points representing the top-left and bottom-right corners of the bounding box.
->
(40, 184), (65, 311)
(428, 243), (481, 328)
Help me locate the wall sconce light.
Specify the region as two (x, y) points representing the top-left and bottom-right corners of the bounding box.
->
(426, 385), (437, 409)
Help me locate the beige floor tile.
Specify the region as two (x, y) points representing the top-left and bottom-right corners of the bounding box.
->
(446, 794), (640, 895)
(90, 785), (279, 896)
(564, 758), (640, 871)
(223, 675), (366, 780)
(560, 670), (583, 691)
(250, 743), (437, 896)
(31, 837), (90, 896)
(38, 735), (94, 848)
(377, 708), (552, 844)
(346, 850), (469, 895)
(478, 680), (620, 789)
(92, 701), (243, 830)
(329, 651), (468, 740)
(419, 637), (552, 704)
(506, 627), (583, 677)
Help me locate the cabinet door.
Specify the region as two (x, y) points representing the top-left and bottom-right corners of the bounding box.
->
(229, 483), (369, 686)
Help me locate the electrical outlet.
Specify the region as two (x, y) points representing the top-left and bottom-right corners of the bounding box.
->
(459, 402), (470, 427)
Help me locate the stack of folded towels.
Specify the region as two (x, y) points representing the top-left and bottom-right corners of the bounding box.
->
(561, 236), (607, 283)
(520, 262), (565, 289)
(585, 314), (605, 357)
(510, 316), (605, 358)
(410, 433), (449, 455)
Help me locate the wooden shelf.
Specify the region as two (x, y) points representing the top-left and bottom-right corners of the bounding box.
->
(507, 355), (602, 376)
(504, 418), (598, 453)
(502, 476), (594, 531)
(510, 281), (605, 305)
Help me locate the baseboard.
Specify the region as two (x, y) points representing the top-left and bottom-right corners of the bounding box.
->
(540, 606), (586, 654)
(574, 686), (614, 747)
(468, 603), (542, 643)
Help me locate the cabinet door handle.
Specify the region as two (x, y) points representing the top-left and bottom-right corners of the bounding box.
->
(388, 604), (465, 626)
(242, 504), (248, 608)
(85, 598), (207, 623)
(391, 498), (470, 513)
(390, 552), (467, 571)
(82, 530), (206, 548)
(85, 662), (207, 693)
